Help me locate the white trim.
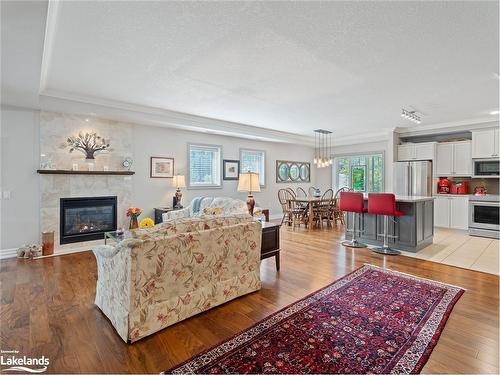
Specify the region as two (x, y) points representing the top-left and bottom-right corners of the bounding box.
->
(0, 248), (18, 260)
(39, 0), (61, 93)
(396, 118), (499, 137)
(1, 245), (94, 260)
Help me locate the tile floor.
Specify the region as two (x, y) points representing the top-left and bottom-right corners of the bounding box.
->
(400, 228), (499, 275)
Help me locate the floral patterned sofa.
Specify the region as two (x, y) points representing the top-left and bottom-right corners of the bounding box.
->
(92, 215), (262, 342)
(162, 197), (249, 222)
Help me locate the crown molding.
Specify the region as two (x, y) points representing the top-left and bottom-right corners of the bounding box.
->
(396, 117), (499, 137)
(39, 90), (315, 145)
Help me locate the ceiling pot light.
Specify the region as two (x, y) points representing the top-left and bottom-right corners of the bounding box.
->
(490, 110), (500, 115)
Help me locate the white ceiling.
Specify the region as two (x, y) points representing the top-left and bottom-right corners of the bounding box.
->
(3, 1), (499, 141)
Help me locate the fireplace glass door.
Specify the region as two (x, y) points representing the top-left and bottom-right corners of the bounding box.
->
(60, 196), (117, 244)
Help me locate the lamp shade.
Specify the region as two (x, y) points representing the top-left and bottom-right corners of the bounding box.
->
(172, 175), (186, 188)
(237, 172), (261, 193)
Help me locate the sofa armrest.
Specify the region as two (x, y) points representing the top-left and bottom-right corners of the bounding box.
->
(163, 207), (190, 221)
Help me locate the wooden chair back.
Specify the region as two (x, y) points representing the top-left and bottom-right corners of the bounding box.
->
(296, 187), (307, 198)
(308, 186), (318, 197)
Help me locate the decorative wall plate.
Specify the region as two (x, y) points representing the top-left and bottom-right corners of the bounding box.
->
(276, 160), (311, 183)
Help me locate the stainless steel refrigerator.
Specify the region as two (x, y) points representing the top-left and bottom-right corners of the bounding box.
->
(394, 161), (433, 196)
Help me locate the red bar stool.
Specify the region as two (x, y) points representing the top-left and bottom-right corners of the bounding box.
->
(339, 192), (367, 248)
(368, 193), (404, 255)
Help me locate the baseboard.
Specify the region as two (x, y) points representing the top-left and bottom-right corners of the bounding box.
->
(0, 248), (18, 259)
(1, 244), (93, 260)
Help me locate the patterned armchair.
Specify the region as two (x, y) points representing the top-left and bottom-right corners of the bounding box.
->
(163, 197), (249, 221)
(92, 216), (262, 342)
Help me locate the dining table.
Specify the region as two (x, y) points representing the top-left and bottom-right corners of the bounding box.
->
(287, 196), (330, 229)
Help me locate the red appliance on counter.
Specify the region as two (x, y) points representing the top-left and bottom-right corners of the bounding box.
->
(450, 181), (469, 195)
(437, 177), (450, 194)
(473, 186), (487, 196)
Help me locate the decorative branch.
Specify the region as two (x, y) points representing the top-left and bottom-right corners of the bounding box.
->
(62, 131), (111, 159)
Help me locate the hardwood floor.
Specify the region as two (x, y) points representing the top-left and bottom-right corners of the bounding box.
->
(1, 224), (498, 373)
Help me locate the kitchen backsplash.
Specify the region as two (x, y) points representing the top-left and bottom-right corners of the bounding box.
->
(446, 177), (499, 195)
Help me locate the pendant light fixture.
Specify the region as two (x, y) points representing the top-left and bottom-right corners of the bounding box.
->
(313, 129), (333, 168)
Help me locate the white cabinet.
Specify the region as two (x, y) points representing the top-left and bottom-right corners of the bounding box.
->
(435, 141), (472, 176)
(397, 142), (436, 161)
(433, 195), (469, 230)
(450, 196), (469, 230)
(397, 144), (415, 161)
(435, 143), (454, 176)
(434, 196), (450, 227)
(472, 128), (499, 158)
(453, 142), (472, 176)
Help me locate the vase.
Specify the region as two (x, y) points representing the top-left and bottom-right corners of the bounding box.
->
(129, 217), (139, 230)
(42, 231), (54, 256)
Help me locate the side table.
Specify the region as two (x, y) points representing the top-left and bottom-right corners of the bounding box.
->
(261, 221), (281, 270)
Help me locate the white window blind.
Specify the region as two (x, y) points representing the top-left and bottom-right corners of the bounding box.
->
(188, 144), (221, 187)
(240, 149), (265, 186)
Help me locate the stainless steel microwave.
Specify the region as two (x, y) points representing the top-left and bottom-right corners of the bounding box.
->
(473, 158), (500, 178)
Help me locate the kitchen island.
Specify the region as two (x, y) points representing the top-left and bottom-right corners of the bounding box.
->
(344, 195), (434, 252)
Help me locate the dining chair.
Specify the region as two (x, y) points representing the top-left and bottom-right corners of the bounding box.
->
(289, 196), (309, 229)
(333, 187), (352, 225)
(278, 189), (293, 226)
(315, 189), (334, 228)
(296, 187), (307, 198)
(286, 188), (297, 198)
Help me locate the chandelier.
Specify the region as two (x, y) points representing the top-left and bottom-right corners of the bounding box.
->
(401, 108), (421, 124)
(313, 129), (333, 168)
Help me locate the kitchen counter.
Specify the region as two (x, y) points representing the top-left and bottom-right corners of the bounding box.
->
(468, 194), (500, 202)
(362, 194), (434, 202)
(345, 195), (434, 253)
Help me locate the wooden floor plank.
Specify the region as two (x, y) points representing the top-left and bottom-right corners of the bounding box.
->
(0, 224), (498, 373)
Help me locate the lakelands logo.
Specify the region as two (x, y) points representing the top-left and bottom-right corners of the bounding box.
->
(1, 350), (49, 373)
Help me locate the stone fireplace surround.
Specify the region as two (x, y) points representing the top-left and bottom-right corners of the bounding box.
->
(39, 112), (133, 252)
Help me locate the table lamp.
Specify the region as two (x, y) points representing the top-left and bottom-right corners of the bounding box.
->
(172, 175), (186, 208)
(237, 171), (261, 215)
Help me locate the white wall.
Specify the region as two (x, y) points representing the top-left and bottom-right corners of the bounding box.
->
(0, 109), (315, 252)
(0, 106), (40, 250)
(132, 124), (315, 220)
(315, 139), (394, 192)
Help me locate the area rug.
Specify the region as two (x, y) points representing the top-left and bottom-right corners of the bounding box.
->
(166, 264), (464, 374)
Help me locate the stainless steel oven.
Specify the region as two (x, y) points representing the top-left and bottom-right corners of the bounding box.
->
(469, 200), (500, 238)
(473, 159), (500, 178)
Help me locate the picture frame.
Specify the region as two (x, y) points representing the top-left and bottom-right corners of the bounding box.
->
(150, 157), (174, 178)
(223, 159), (240, 180)
(276, 160), (311, 183)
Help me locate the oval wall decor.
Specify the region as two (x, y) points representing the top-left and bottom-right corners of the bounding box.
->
(276, 160), (311, 183)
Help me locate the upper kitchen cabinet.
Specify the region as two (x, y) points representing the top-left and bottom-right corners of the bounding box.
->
(397, 142), (436, 161)
(472, 128), (499, 158)
(435, 141), (472, 176)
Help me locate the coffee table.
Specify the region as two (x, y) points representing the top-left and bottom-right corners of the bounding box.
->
(104, 230), (136, 245)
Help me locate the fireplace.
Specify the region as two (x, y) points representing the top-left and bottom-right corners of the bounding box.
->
(60, 196), (117, 244)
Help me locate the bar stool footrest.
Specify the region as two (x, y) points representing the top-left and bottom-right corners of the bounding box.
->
(371, 246), (401, 255)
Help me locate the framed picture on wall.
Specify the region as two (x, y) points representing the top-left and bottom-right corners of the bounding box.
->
(223, 160), (240, 180)
(276, 160), (311, 183)
(150, 157), (174, 178)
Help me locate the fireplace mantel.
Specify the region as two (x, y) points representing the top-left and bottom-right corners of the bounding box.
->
(37, 169), (135, 176)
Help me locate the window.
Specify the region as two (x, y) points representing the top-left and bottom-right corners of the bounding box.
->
(333, 153), (384, 193)
(240, 149), (265, 186)
(188, 144), (222, 188)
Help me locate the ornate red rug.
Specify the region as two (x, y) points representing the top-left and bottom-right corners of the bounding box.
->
(166, 264), (464, 374)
